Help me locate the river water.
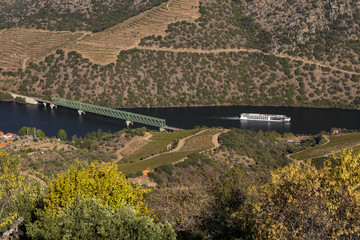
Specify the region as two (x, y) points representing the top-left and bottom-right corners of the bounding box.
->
(1, 101), (359, 137)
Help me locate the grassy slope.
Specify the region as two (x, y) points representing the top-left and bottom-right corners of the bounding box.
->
(120, 129), (199, 162)
(118, 128), (218, 174)
(119, 152), (193, 175)
(291, 132), (360, 160)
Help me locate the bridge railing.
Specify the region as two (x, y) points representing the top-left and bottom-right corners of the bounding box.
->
(52, 97), (166, 128)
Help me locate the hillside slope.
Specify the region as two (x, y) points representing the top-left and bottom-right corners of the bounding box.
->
(0, 0), (359, 109)
(0, 0), (200, 69)
(0, 0), (168, 32)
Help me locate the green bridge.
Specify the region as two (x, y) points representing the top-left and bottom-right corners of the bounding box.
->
(52, 97), (166, 129)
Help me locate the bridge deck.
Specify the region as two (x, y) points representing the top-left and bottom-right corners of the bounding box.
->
(163, 125), (184, 131)
(52, 97), (166, 128)
(34, 98), (52, 104)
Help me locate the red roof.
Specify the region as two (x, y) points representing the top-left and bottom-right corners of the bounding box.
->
(4, 133), (15, 137)
(0, 142), (10, 147)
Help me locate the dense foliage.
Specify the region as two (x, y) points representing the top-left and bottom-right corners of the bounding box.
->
(2, 47), (359, 109)
(149, 146), (360, 239)
(0, 151), (24, 232)
(0, 151), (42, 237)
(252, 149), (360, 239)
(142, 0), (360, 73)
(1, 126), (360, 239)
(27, 198), (176, 240)
(18, 126), (46, 139)
(219, 129), (291, 169)
(44, 162), (151, 215)
(0, 150), (175, 239)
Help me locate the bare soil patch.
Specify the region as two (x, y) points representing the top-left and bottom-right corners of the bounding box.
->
(66, 0), (200, 65)
(117, 132), (153, 160)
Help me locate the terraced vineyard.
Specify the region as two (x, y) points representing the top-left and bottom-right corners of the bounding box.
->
(0, 29), (82, 70)
(0, 0), (199, 70)
(69, 0), (200, 65)
(118, 128), (222, 174)
(291, 132), (360, 161)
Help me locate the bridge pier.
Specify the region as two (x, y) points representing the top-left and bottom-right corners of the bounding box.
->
(43, 102), (47, 107)
(52, 97), (166, 129)
(50, 104), (56, 109)
(159, 127), (165, 132)
(78, 110), (85, 115)
(125, 120), (133, 128)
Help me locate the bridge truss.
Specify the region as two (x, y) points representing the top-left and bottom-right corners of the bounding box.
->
(52, 97), (166, 128)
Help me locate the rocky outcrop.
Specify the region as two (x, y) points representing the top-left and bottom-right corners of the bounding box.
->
(244, 0), (360, 45)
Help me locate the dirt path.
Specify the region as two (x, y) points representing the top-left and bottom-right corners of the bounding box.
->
(131, 129), (223, 164)
(71, 0), (200, 65)
(131, 130), (207, 163)
(136, 46), (360, 76)
(210, 129), (229, 150)
(168, 129), (206, 153)
(116, 132), (153, 161)
(128, 129), (227, 185)
(76, 32), (92, 42)
(287, 135), (331, 161)
(166, 0), (174, 10)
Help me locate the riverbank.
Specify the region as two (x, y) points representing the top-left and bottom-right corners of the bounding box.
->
(2, 94), (359, 112)
(2, 88), (360, 111)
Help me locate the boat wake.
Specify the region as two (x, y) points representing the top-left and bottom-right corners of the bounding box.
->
(211, 116), (240, 120)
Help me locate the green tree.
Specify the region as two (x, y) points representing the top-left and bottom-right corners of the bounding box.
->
(18, 127), (45, 139)
(201, 168), (252, 239)
(57, 129), (67, 141)
(18, 126), (28, 136)
(44, 162), (151, 215)
(251, 149), (360, 239)
(36, 129), (46, 140)
(27, 198), (176, 240)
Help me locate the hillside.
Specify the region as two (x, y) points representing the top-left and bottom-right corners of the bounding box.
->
(0, 0), (359, 109)
(0, 0), (200, 69)
(0, 0), (168, 32)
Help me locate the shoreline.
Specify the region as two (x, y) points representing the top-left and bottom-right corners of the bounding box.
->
(1, 98), (359, 111)
(120, 102), (360, 111)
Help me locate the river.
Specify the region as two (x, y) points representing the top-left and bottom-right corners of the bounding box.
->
(1, 101), (359, 137)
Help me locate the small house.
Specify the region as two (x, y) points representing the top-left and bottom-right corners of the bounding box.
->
(3, 133), (15, 139)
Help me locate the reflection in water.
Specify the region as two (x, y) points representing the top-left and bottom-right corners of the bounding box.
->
(240, 120), (291, 132)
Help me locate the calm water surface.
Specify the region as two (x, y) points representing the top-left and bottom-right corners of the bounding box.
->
(1, 101), (359, 137)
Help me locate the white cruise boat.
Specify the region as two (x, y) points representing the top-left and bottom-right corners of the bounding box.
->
(240, 113), (291, 122)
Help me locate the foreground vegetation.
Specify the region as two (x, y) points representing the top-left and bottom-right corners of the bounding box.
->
(1, 126), (360, 239)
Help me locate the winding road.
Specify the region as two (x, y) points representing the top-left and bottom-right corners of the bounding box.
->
(136, 46), (360, 76)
